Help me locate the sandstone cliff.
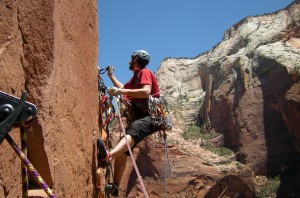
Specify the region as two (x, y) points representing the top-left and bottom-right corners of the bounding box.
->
(0, 0), (98, 197)
(154, 0), (300, 197)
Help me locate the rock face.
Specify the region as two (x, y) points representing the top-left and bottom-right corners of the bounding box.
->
(0, 0), (98, 197)
(1, 0), (299, 198)
(155, 0), (300, 196)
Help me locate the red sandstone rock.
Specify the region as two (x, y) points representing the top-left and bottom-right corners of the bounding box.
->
(0, 0), (98, 197)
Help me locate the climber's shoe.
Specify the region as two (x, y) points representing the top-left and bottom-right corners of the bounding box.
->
(97, 138), (110, 168)
(105, 183), (118, 197)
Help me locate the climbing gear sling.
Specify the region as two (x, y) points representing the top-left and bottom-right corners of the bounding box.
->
(148, 95), (172, 131)
(96, 68), (116, 198)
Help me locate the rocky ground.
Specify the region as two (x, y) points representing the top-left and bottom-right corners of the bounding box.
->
(107, 114), (264, 198)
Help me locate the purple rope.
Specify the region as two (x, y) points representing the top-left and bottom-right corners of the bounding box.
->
(5, 134), (56, 198)
(20, 124), (28, 198)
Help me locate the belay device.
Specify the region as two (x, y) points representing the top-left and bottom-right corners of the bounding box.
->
(0, 90), (56, 197)
(0, 90), (37, 143)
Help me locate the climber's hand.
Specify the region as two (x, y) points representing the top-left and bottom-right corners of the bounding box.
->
(107, 87), (121, 96)
(106, 65), (114, 75)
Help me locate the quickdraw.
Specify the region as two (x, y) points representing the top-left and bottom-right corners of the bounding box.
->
(0, 90), (56, 198)
(148, 95), (172, 131)
(98, 68), (107, 94)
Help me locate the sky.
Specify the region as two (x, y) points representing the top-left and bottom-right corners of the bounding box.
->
(97, 0), (294, 88)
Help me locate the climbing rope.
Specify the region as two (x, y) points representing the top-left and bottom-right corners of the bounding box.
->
(149, 95), (173, 197)
(115, 97), (173, 198)
(115, 97), (150, 198)
(6, 134), (56, 198)
(164, 136), (167, 198)
(20, 123), (29, 198)
(163, 131), (173, 198)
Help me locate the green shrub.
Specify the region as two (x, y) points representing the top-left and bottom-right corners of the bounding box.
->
(257, 176), (280, 198)
(183, 124), (233, 156)
(203, 144), (233, 156)
(182, 125), (215, 140)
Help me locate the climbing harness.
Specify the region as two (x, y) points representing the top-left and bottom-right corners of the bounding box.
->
(0, 90), (56, 198)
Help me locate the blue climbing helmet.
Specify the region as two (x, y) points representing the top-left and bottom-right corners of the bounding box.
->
(132, 50), (150, 66)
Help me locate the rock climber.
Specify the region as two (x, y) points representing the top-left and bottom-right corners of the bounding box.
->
(98, 50), (161, 197)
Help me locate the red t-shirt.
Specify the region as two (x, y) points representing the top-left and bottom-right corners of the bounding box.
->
(123, 68), (160, 102)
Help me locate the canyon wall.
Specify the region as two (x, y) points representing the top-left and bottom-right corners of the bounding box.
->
(0, 0), (98, 197)
(157, 0), (300, 175)
(110, 1), (300, 197)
